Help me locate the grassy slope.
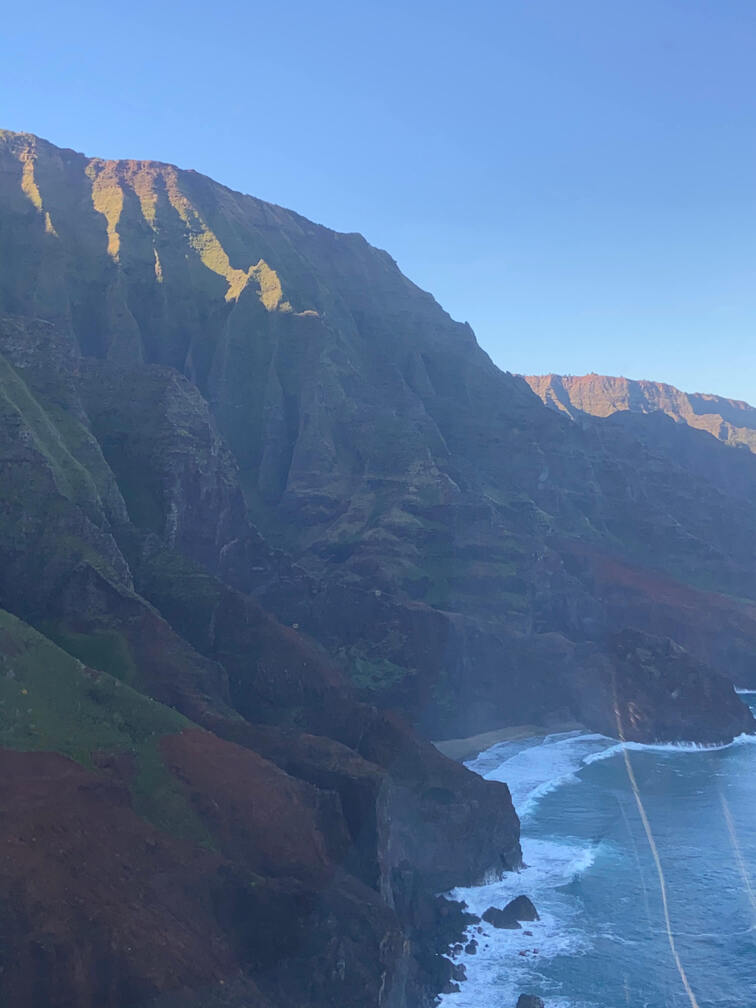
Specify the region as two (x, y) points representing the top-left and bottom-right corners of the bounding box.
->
(0, 609), (213, 846)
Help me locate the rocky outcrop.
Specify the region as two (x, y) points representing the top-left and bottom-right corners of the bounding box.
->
(0, 306), (512, 1008)
(516, 996), (546, 1008)
(0, 747), (415, 1008)
(482, 908), (522, 930)
(482, 896), (539, 930)
(558, 542), (756, 691)
(504, 896), (539, 922)
(572, 629), (755, 744)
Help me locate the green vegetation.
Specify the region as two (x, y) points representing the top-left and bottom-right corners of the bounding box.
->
(341, 647), (410, 694)
(131, 735), (216, 849)
(139, 547), (223, 624)
(88, 168), (124, 260)
(41, 399), (125, 516)
(37, 623), (139, 686)
(0, 352), (101, 514)
(0, 610), (212, 846)
(0, 609), (184, 760)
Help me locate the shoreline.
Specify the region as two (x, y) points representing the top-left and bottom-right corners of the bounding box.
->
(432, 720), (587, 763)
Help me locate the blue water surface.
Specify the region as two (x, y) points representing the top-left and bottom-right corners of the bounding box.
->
(442, 694), (756, 1008)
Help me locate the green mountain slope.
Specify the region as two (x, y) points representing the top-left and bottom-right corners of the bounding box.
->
(1, 129), (755, 733)
(0, 129), (753, 1006)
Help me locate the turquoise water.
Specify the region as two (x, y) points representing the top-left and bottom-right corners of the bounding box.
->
(442, 694), (756, 1008)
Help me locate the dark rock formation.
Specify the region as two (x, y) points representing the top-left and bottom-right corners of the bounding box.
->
(482, 895), (539, 930)
(482, 907), (522, 930)
(572, 629), (756, 744)
(516, 996), (546, 1008)
(505, 895), (540, 922)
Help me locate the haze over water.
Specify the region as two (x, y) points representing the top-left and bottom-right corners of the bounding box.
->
(444, 694), (756, 1008)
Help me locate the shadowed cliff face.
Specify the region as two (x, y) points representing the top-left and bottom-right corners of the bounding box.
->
(0, 596), (517, 1008)
(0, 130), (523, 1005)
(1, 129), (755, 732)
(0, 127), (754, 1007)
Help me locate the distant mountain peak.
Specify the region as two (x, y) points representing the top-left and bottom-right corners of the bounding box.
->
(525, 372), (756, 452)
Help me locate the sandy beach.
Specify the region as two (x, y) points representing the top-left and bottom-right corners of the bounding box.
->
(433, 720), (586, 763)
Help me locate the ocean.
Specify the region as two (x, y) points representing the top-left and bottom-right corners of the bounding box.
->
(441, 693), (756, 1008)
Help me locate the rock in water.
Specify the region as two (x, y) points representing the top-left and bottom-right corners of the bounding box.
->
(482, 905), (522, 930)
(483, 895), (539, 929)
(516, 996), (545, 1008)
(505, 895), (540, 921)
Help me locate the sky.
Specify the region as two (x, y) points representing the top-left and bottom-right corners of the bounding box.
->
(3, 0), (756, 402)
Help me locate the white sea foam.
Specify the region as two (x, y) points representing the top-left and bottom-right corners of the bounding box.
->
(440, 733), (617, 1007)
(443, 725), (756, 1007)
(582, 732), (756, 766)
(441, 836), (600, 1008)
(467, 731), (613, 820)
(465, 728), (756, 857)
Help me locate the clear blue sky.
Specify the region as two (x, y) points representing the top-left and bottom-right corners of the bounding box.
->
(3, 0), (756, 401)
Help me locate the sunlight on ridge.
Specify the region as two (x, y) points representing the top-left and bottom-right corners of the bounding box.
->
(86, 162), (124, 260)
(19, 145), (42, 210)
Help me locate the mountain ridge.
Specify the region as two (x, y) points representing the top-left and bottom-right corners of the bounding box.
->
(0, 129), (754, 1007)
(525, 371), (756, 452)
(3, 127), (755, 725)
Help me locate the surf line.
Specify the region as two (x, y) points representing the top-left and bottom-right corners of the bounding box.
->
(611, 683), (702, 1008)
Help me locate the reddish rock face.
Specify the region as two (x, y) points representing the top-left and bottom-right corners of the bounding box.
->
(158, 726), (348, 883)
(0, 736), (486, 1008)
(525, 372), (756, 453)
(0, 749), (238, 1008)
(0, 609), (520, 1008)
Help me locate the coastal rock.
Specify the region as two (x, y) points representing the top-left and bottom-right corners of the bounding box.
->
(573, 629), (756, 744)
(482, 896), (539, 929)
(516, 996), (545, 1008)
(482, 907), (521, 930)
(505, 895), (540, 921)
(0, 606), (518, 1008)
